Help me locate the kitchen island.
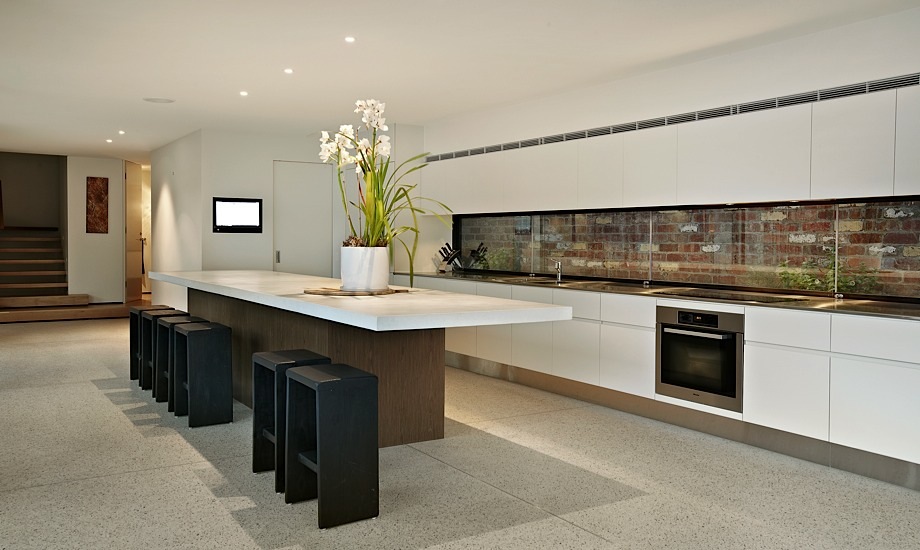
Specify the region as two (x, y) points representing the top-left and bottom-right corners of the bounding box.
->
(149, 270), (572, 447)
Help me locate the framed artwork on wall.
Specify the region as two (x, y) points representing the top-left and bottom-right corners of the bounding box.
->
(86, 176), (108, 233)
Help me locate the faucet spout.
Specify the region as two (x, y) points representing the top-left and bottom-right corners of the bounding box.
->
(554, 260), (562, 283)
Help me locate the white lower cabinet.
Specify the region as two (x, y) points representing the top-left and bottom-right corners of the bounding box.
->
(553, 319), (600, 385)
(599, 323), (655, 398)
(830, 356), (920, 464)
(511, 286), (555, 374)
(446, 326), (477, 356)
(476, 282), (512, 364)
(743, 343), (830, 440)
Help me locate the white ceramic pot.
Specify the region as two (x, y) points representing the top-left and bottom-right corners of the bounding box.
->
(340, 246), (390, 291)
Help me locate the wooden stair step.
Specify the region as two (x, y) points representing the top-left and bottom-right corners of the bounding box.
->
(0, 294), (90, 308)
(0, 282), (68, 289)
(0, 270), (67, 277)
(0, 248), (63, 253)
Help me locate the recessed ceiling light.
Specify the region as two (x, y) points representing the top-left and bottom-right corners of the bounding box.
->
(283, 68), (294, 74)
(118, 130), (125, 135)
(142, 97), (175, 104)
(344, 36), (356, 43)
(105, 139), (113, 143)
(240, 91), (249, 97)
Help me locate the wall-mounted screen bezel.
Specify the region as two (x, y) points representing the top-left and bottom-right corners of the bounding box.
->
(212, 197), (263, 233)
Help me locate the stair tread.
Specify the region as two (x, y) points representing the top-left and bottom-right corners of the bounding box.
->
(0, 259), (65, 264)
(0, 282), (68, 288)
(0, 248), (63, 252)
(0, 270), (67, 276)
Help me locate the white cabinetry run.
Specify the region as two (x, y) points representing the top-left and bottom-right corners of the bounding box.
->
(895, 85), (920, 196)
(676, 104), (812, 205)
(577, 133), (624, 209)
(829, 314), (920, 464)
(743, 307), (832, 441)
(552, 289), (601, 385)
(623, 126), (678, 207)
(510, 285), (555, 375)
(811, 90), (897, 199)
(599, 294), (656, 398)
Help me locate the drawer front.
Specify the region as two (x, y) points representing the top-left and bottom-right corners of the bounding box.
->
(831, 314), (920, 363)
(600, 293), (657, 328)
(745, 307), (831, 351)
(553, 288), (601, 320)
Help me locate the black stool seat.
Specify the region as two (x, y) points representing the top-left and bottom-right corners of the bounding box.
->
(128, 305), (171, 381)
(140, 309), (185, 391)
(285, 363), (378, 528)
(173, 322), (232, 427)
(155, 315), (207, 407)
(252, 349), (331, 493)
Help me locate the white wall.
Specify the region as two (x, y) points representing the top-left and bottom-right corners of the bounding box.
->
(66, 156), (125, 303)
(150, 131), (203, 310)
(425, 8), (920, 152)
(200, 130), (312, 270)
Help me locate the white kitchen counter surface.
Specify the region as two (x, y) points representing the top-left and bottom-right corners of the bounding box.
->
(150, 270), (572, 332)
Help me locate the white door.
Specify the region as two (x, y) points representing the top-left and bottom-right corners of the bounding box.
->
(273, 161), (333, 276)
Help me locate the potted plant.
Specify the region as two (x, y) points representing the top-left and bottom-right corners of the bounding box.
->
(319, 99), (449, 290)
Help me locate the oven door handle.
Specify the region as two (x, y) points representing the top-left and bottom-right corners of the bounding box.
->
(663, 327), (730, 340)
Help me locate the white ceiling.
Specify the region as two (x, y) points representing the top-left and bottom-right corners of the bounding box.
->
(3, 0), (920, 165)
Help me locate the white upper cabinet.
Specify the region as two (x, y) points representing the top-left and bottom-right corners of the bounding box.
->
(623, 126), (678, 208)
(811, 90), (896, 199)
(677, 105), (812, 205)
(576, 133), (624, 209)
(423, 153), (503, 215)
(502, 141), (578, 212)
(895, 86), (920, 196)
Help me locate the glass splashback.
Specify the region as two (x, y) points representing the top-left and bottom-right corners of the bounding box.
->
(455, 199), (920, 299)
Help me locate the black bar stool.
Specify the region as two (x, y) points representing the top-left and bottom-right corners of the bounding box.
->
(140, 309), (185, 391)
(252, 350), (331, 493)
(173, 322), (233, 427)
(285, 363), (378, 528)
(155, 315), (207, 405)
(128, 305), (171, 381)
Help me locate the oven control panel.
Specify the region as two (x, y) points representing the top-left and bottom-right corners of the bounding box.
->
(677, 310), (718, 328)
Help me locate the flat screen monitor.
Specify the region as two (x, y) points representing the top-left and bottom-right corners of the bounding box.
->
(212, 197), (262, 233)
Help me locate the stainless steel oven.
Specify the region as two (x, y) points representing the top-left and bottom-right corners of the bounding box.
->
(655, 306), (744, 413)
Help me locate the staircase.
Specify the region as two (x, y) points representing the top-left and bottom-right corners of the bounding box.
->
(0, 228), (73, 302)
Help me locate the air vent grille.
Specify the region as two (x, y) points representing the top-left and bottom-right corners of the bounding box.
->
(869, 73), (920, 92)
(819, 83), (867, 100)
(610, 123), (637, 134)
(777, 92), (818, 107)
(637, 117), (666, 129)
(697, 106), (733, 120)
(427, 71), (919, 161)
(666, 112), (696, 125)
(738, 98), (777, 113)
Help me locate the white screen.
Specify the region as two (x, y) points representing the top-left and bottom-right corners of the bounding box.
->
(215, 201), (260, 227)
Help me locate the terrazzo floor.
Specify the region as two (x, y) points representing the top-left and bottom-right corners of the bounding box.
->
(1, 318), (919, 549)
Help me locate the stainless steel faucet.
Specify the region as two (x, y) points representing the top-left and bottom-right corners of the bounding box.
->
(554, 260), (562, 283)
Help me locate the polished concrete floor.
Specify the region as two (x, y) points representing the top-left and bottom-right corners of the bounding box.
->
(1, 318), (919, 549)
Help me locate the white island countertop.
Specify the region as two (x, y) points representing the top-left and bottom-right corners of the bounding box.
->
(150, 270), (572, 332)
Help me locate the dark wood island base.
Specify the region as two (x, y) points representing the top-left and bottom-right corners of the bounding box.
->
(188, 289), (445, 448)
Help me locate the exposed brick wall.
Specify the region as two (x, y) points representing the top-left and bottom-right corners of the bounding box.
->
(458, 200), (919, 298)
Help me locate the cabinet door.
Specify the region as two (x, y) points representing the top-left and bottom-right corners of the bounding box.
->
(553, 288), (600, 320)
(503, 141), (578, 212)
(811, 90), (896, 199)
(743, 344), (830, 440)
(476, 282), (512, 364)
(553, 319), (600, 385)
(830, 356), (920, 464)
(457, 152), (504, 214)
(600, 293), (656, 328)
(623, 126), (678, 207)
(511, 285), (554, 374)
(831, 314), (919, 364)
(420, 158), (455, 213)
(895, 86), (920, 196)
(577, 133), (624, 208)
(677, 105), (812, 205)
(599, 323), (655, 398)
(745, 307), (830, 351)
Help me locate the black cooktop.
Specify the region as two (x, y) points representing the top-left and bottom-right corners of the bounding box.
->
(655, 288), (806, 304)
